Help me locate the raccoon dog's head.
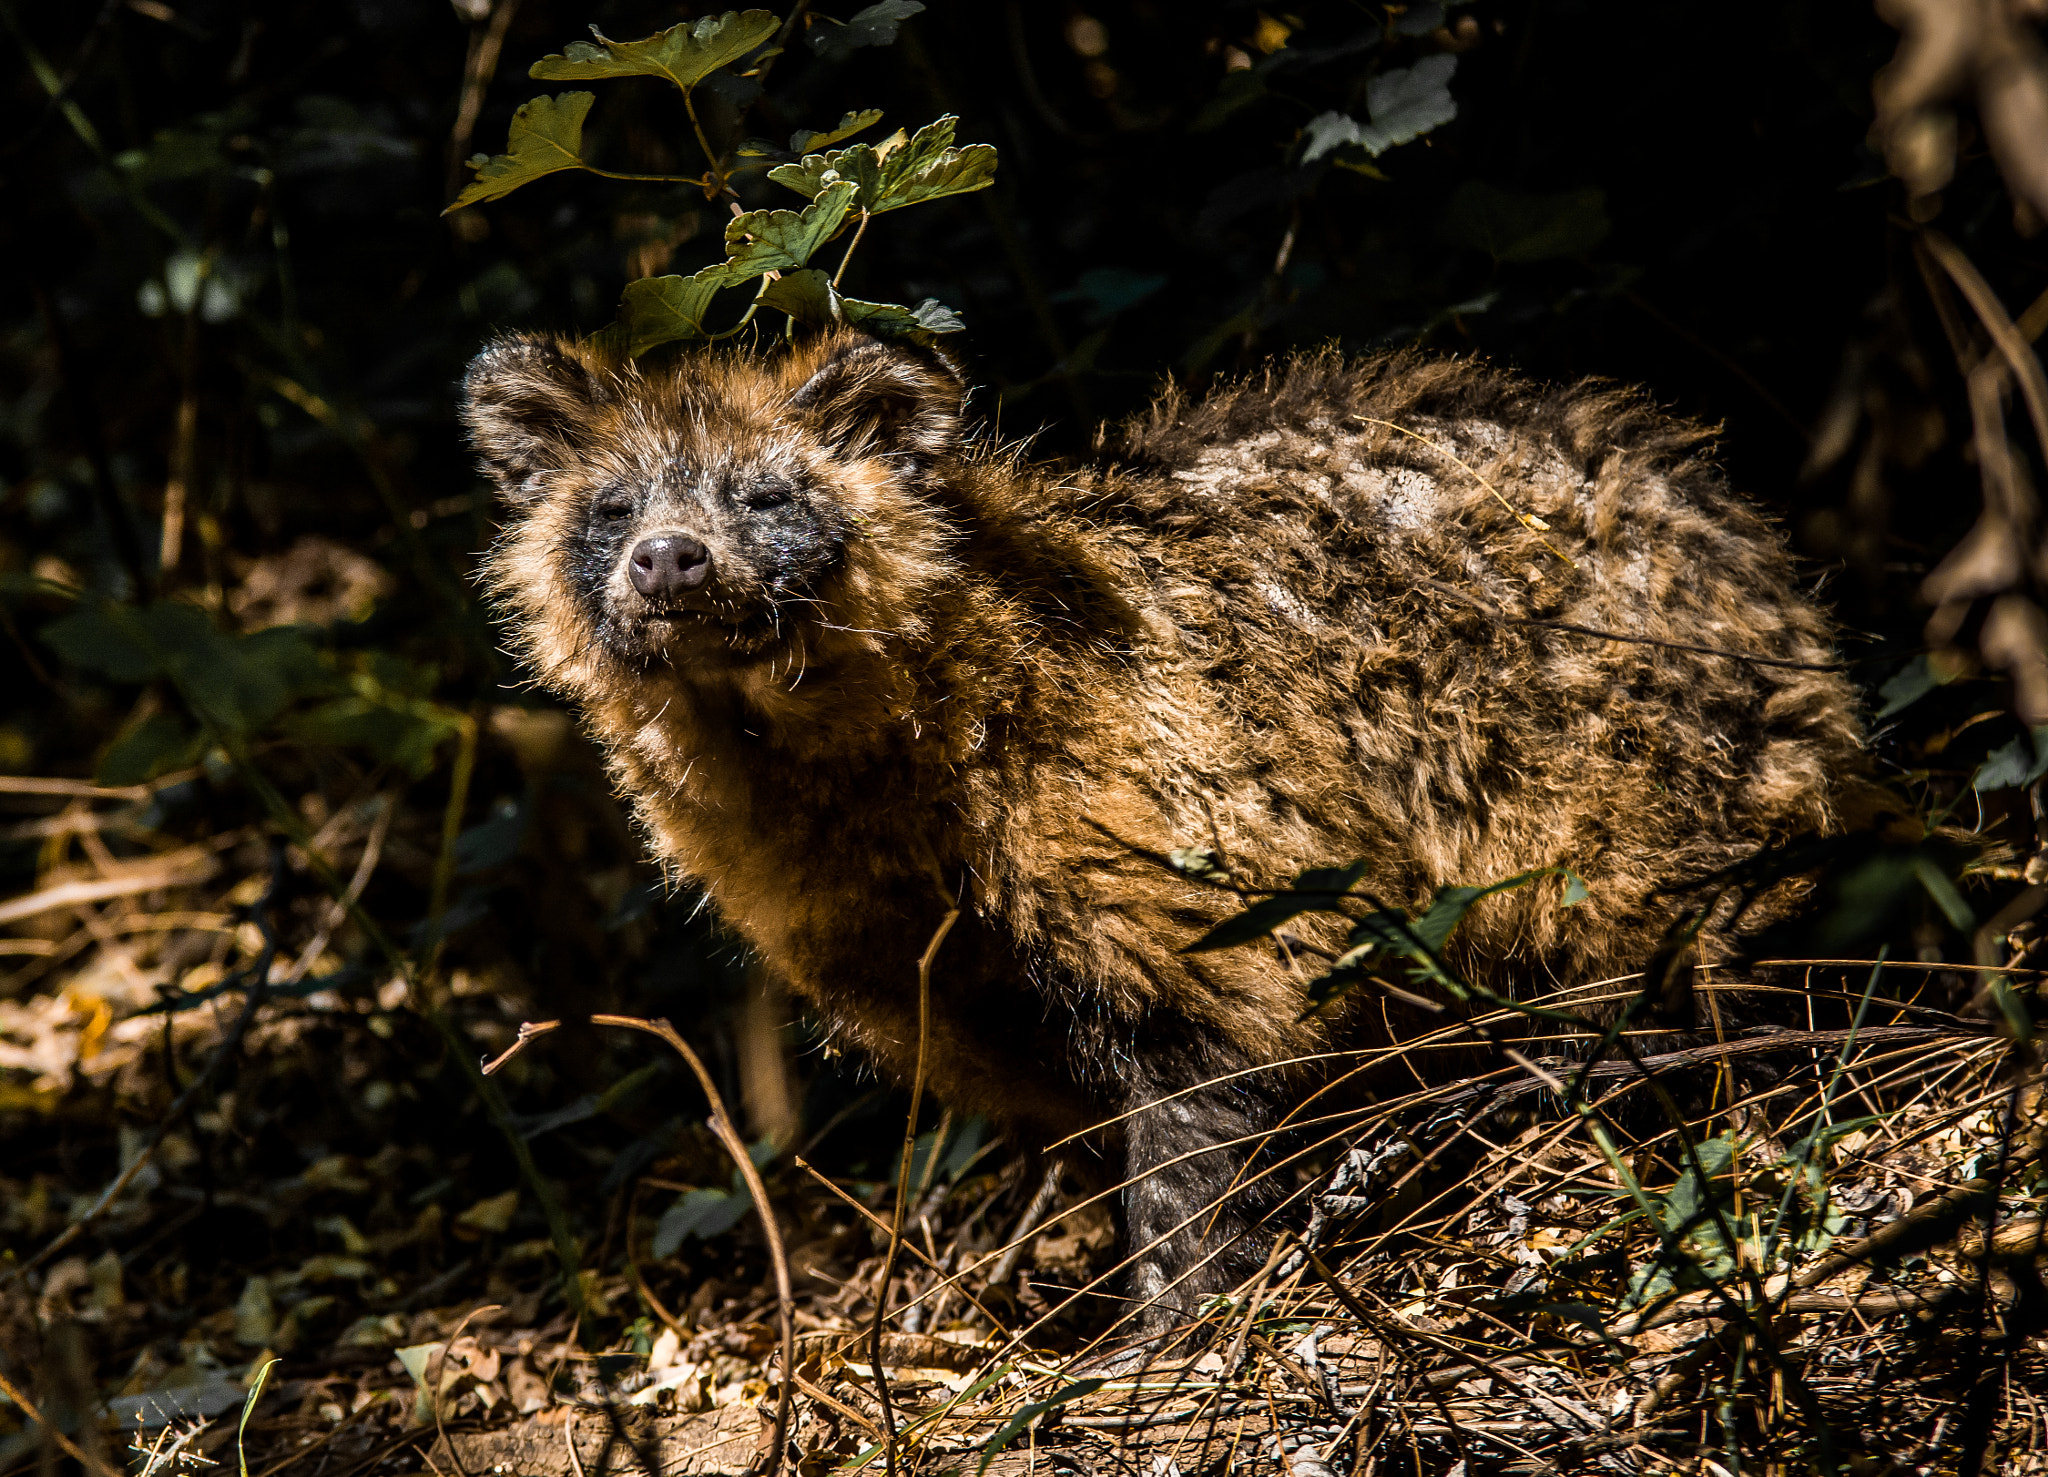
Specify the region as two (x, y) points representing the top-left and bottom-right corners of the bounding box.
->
(462, 330), (967, 675)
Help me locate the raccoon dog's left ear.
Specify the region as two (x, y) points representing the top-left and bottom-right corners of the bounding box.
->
(786, 334), (966, 462)
(461, 334), (606, 504)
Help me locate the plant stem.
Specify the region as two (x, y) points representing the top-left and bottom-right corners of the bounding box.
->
(681, 87), (732, 201)
(582, 166), (717, 186)
(834, 209), (871, 289)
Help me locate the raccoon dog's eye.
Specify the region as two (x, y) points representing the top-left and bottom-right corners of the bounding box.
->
(595, 495), (633, 521)
(742, 484), (793, 511)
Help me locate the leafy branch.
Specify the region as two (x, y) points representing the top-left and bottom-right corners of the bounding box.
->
(445, 6), (994, 355)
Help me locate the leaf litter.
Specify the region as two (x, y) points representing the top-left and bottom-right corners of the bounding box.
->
(3, 752), (2047, 1477)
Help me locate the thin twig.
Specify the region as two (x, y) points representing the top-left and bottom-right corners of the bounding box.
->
(282, 793), (392, 985)
(427, 1305), (497, 1477)
(1421, 578), (1852, 672)
(562, 1410), (585, 1477)
(791, 1155), (1010, 1331)
(589, 1013), (796, 1477)
(869, 905), (959, 1477)
(4, 842), (287, 1284)
(1353, 416), (1576, 566)
(446, 0), (523, 201)
(0, 1366), (124, 1477)
(427, 713), (479, 960)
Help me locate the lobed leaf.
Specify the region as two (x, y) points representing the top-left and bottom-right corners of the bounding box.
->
(1972, 726), (2048, 791)
(529, 11), (778, 92)
(844, 295), (964, 335)
(1301, 56), (1458, 162)
(807, 0), (925, 62)
(790, 108), (884, 155)
(445, 92), (594, 212)
(767, 114), (996, 215)
(44, 600), (328, 736)
(756, 269), (964, 340)
(592, 267), (740, 356)
(1364, 54), (1459, 148)
(722, 179), (858, 277)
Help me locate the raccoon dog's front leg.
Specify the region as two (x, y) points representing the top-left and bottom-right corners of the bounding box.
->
(1117, 1025), (1291, 1343)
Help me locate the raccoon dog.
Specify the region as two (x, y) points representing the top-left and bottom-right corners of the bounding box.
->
(462, 330), (1865, 1333)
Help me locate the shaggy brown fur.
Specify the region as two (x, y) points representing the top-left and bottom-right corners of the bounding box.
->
(462, 330), (1868, 1329)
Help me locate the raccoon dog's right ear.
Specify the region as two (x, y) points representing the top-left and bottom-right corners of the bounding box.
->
(461, 335), (604, 504)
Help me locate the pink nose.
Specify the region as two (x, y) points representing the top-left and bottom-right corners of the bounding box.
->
(629, 535), (712, 598)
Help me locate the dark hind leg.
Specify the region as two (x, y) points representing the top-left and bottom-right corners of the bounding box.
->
(1118, 1028), (1292, 1344)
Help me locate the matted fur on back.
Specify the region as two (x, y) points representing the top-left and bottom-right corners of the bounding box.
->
(462, 331), (1868, 1330)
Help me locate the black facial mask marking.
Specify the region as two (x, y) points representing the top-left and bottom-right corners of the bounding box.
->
(569, 464), (851, 660)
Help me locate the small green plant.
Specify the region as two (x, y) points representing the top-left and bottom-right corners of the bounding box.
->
(1172, 850), (1588, 1017)
(446, 8), (995, 353)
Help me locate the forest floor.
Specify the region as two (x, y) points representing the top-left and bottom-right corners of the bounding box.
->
(3, 771), (2048, 1477)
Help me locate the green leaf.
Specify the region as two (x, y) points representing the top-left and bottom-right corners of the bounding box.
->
(1438, 182), (1610, 263)
(791, 109), (883, 155)
(43, 602), (165, 683)
(1625, 1134), (1743, 1305)
(289, 698), (458, 780)
(1301, 56), (1458, 161)
(1299, 960), (1372, 1014)
(652, 1186), (752, 1258)
(756, 269), (965, 339)
(755, 267), (837, 323)
(454, 799), (528, 875)
(1876, 653), (1948, 720)
(1972, 728), (2048, 791)
(529, 12), (779, 92)
(593, 266), (740, 356)
(722, 179), (858, 276)
(99, 713), (206, 786)
(976, 1379), (1103, 1475)
(1053, 267), (1169, 326)
(767, 114), (996, 215)
(1364, 55), (1458, 148)
(1796, 840), (1968, 953)
(1193, 67), (1271, 132)
(238, 1358), (279, 1477)
(1298, 867), (1586, 1005)
(1301, 111), (1369, 162)
(395, 1342), (445, 1418)
(844, 296), (964, 335)
(184, 625), (328, 734)
(1182, 861), (1367, 953)
(1914, 856), (1976, 932)
(1167, 845), (1231, 883)
(1659, 1133), (1736, 1236)
(1419, 867), (1586, 949)
(807, 1), (925, 61)
(445, 92), (594, 212)
(44, 601), (328, 735)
